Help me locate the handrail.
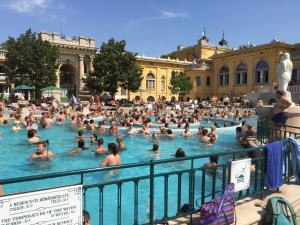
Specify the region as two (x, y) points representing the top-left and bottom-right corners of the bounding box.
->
(0, 146), (265, 185)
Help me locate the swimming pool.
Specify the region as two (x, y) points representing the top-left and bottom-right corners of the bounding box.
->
(0, 118), (253, 224)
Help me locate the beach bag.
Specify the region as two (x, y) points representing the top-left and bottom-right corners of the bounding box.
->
(264, 197), (298, 225)
(198, 183), (236, 225)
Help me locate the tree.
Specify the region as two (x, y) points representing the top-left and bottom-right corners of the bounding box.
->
(169, 71), (192, 97)
(84, 38), (143, 97)
(4, 29), (59, 97)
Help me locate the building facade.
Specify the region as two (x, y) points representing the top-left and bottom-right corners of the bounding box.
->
(1, 31), (300, 102)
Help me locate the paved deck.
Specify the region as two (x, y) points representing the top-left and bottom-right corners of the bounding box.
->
(166, 182), (300, 225)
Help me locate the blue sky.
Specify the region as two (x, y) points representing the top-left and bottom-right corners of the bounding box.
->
(0, 0), (299, 56)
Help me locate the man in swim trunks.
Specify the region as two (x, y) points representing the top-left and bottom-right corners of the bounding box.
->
(271, 90), (292, 127)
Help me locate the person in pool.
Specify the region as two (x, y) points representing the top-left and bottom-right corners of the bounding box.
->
(175, 148), (185, 157)
(68, 139), (86, 154)
(27, 129), (41, 143)
(29, 142), (55, 160)
(100, 143), (121, 166)
(74, 130), (85, 142)
(183, 127), (192, 137)
(90, 134), (98, 144)
(116, 136), (125, 150)
(94, 138), (107, 155)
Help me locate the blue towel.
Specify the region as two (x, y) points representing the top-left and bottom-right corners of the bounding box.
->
(288, 137), (300, 184)
(266, 141), (284, 189)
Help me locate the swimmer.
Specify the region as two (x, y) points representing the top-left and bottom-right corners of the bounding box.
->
(27, 129), (41, 143)
(183, 127), (192, 137)
(200, 129), (210, 143)
(116, 136), (125, 150)
(127, 123), (137, 135)
(83, 210), (90, 225)
(90, 133), (98, 144)
(97, 121), (105, 133)
(175, 148), (185, 157)
(165, 129), (175, 138)
(12, 121), (21, 131)
(100, 143), (121, 166)
(94, 138), (107, 155)
(29, 142), (55, 160)
(74, 130), (85, 142)
(68, 139), (86, 154)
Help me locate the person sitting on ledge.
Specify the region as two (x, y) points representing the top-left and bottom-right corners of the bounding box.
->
(100, 143), (121, 166)
(271, 90), (292, 127)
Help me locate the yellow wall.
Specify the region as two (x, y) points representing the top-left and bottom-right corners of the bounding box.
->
(128, 59), (188, 101)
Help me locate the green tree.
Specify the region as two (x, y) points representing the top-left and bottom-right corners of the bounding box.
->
(4, 29), (59, 97)
(169, 71), (192, 97)
(84, 38), (143, 97)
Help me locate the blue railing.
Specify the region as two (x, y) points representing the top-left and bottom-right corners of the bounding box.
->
(0, 141), (295, 225)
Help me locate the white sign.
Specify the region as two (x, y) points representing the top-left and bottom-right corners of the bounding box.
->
(147, 104), (153, 109)
(0, 185), (82, 225)
(230, 158), (251, 192)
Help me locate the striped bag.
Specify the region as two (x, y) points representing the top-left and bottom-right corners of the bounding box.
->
(199, 183), (236, 225)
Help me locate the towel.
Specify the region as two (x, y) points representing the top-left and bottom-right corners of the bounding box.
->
(288, 137), (300, 184)
(266, 141), (284, 189)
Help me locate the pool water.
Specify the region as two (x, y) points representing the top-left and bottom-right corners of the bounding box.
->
(0, 118), (252, 224)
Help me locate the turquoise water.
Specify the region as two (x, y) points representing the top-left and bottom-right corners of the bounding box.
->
(0, 119), (249, 224)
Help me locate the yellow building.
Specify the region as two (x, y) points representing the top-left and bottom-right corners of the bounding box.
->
(1, 31), (300, 102)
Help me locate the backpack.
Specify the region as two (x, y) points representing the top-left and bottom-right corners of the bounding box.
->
(264, 197), (298, 225)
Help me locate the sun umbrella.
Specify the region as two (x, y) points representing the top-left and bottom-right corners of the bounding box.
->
(14, 85), (34, 90)
(41, 86), (62, 98)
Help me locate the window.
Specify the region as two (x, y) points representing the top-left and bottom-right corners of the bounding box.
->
(161, 76), (166, 90)
(219, 66), (229, 86)
(236, 63), (247, 84)
(255, 60), (269, 84)
(84, 62), (88, 74)
(196, 76), (201, 86)
(206, 77), (210, 86)
(291, 68), (299, 84)
(146, 73), (155, 90)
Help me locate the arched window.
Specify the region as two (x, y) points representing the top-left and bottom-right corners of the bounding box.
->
(146, 72), (155, 90)
(219, 66), (229, 86)
(161, 75), (166, 90)
(255, 60), (269, 84)
(236, 63), (247, 84)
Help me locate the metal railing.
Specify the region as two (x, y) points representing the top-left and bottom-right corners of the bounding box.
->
(0, 141), (295, 225)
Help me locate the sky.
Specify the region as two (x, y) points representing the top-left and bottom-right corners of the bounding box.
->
(0, 0), (300, 56)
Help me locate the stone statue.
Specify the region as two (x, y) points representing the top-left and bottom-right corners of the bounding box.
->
(276, 52), (293, 93)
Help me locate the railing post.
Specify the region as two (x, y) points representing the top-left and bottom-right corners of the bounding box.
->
(149, 160), (154, 224)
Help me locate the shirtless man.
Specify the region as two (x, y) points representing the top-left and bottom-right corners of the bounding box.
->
(30, 142), (55, 160)
(271, 90), (292, 127)
(27, 129), (41, 143)
(100, 143), (121, 166)
(116, 136), (125, 150)
(94, 138), (107, 154)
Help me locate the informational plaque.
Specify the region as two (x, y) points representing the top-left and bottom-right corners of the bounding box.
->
(230, 158), (251, 192)
(0, 185), (82, 225)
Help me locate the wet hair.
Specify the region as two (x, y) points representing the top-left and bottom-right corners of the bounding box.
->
(108, 143), (118, 156)
(78, 130), (83, 136)
(209, 155), (219, 164)
(152, 143), (159, 152)
(98, 138), (104, 146)
(91, 134), (98, 140)
(27, 129), (35, 138)
(175, 148), (185, 157)
(202, 129), (209, 136)
(166, 129), (173, 135)
(236, 127), (242, 133)
(89, 119), (94, 124)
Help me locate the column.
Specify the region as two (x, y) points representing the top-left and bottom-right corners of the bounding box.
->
(89, 55), (94, 72)
(78, 55), (84, 90)
(55, 68), (60, 87)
